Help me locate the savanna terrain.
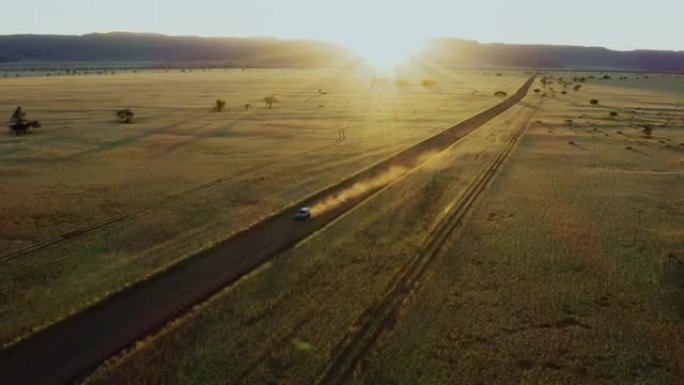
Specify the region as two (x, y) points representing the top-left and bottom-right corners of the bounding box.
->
(0, 68), (682, 385)
(77, 73), (683, 384)
(0, 67), (527, 348)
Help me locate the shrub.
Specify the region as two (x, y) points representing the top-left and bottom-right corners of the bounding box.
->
(642, 125), (653, 137)
(609, 111), (618, 117)
(244, 103), (251, 111)
(493, 91), (508, 97)
(395, 79), (409, 87)
(9, 120), (40, 136)
(116, 109), (134, 123)
(590, 99), (599, 105)
(215, 99), (226, 112)
(533, 88), (541, 93)
(421, 79), (437, 87)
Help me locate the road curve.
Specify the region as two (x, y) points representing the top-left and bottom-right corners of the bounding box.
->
(0, 75), (537, 385)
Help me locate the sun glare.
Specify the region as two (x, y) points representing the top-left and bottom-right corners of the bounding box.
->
(346, 36), (424, 73)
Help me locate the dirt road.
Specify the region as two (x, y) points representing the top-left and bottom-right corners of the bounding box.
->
(0, 75), (537, 385)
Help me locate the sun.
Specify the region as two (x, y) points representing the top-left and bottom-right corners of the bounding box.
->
(345, 36), (424, 73)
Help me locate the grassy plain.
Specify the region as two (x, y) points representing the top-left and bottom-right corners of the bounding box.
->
(354, 73), (684, 385)
(84, 88), (542, 385)
(0, 68), (527, 345)
(84, 73), (683, 385)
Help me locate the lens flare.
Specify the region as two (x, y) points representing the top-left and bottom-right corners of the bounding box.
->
(345, 36), (425, 73)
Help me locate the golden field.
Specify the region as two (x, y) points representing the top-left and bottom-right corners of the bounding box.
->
(81, 73), (683, 384)
(0, 68), (526, 346)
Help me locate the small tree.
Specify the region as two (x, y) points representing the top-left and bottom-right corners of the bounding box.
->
(116, 109), (134, 123)
(11, 106), (25, 122)
(215, 99), (226, 112)
(590, 99), (599, 105)
(263, 96), (278, 109)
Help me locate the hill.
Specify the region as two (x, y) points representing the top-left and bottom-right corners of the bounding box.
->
(1, 32), (683, 72)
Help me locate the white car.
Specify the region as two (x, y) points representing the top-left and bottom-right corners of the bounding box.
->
(294, 207), (311, 221)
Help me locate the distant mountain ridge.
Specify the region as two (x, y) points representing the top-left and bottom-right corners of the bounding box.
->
(0, 32), (356, 67)
(1, 32), (683, 72)
(421, 39), (684, 72)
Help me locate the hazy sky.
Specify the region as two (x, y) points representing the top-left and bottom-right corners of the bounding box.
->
(3, 0), (683, 51)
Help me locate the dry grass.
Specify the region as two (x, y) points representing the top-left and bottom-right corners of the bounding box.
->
(355, 74), (684, 385)
(82, 96), (541, 385)
(0, 68), (527, 345)
(85, 73), (684, 385)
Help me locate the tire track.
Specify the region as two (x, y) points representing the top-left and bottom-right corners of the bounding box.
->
(335, 128), (346, 143)
(316, 100), (540, 385)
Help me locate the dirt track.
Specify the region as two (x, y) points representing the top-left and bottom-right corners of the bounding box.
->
(0, 75), (537, 385)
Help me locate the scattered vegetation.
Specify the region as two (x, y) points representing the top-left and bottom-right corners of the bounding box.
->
(8, 106), (41, 135)
(9, 120), (41, 136)
(215, 99), (226, 112)
(11, 106), (25, 122)
(116, 109), (134, 123)
(642, 124), (653, 137)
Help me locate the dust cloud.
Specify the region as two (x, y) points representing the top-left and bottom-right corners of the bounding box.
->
(310, 150), (441, 216)
(311, 166), (410, 215)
